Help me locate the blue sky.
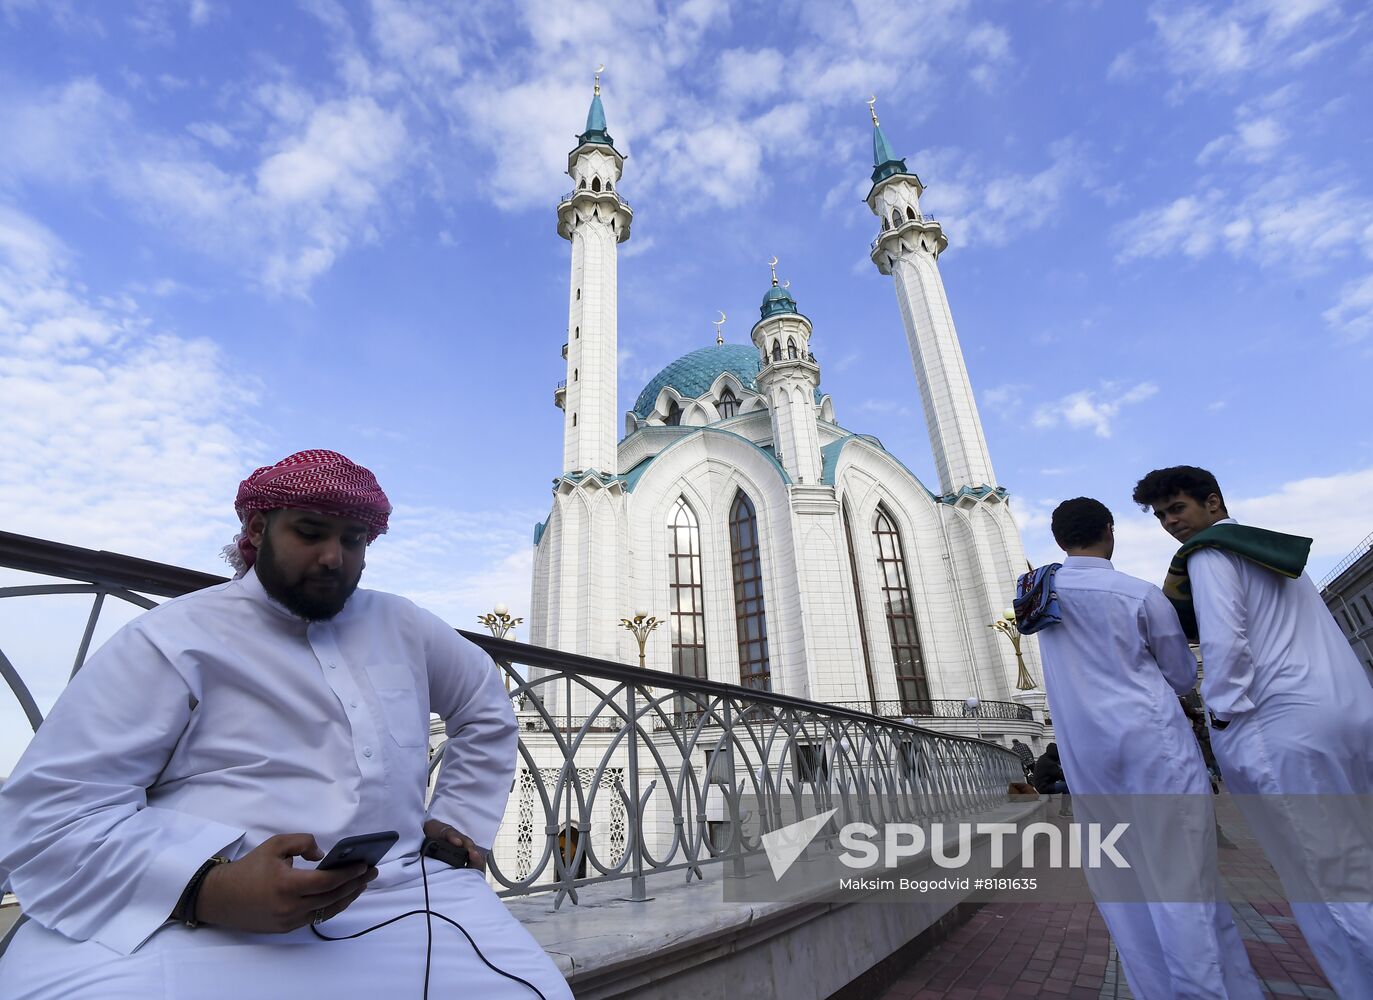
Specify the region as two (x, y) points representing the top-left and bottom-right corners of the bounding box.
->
(1, 0), (1371, 771)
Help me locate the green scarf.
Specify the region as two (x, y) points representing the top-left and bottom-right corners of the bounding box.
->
(1162, 522), (1312, 641)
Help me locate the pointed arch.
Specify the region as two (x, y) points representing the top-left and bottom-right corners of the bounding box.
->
(786, 338), (798, 360)
(716, 386), (739, 420)
(771, 340), (782, 362)
(591, 176), (602, 192)
(668, 497), (708, 681)
(906, 206), (916, 220)
(872, 503), (930, 712)
(729, 489), (770, 691)
(890, 208), (901, 228)
(665, 400), (683, 426)
(579, 178), (587, 189)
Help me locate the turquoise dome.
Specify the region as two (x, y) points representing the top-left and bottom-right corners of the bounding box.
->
(633, 344), (760, 418)
(759, 284), (798, 320)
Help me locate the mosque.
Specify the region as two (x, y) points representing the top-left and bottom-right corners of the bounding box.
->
(486, 82), (1050, 886)
(525, 81), (1046, 736)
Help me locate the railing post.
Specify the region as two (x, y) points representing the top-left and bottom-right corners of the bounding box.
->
(625, 682), (649, 901)
(723, 698), (746, 879)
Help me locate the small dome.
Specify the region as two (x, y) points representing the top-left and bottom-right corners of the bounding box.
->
(633, 344), (760, 419)
(759, 284), (798, 320)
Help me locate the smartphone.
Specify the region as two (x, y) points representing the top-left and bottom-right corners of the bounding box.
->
(317, 830), (399, 871)
(421, 836), (471, 870)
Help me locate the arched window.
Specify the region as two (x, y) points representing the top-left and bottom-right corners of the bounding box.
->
(576, 289), (581, 300)
(592, 176), (601, 192)
(717, 387), (739, 420)
(890, 209), (901, 228)
(787, 338), (798, 360)
(573, 369), (578, 382)
(729, 491), (770, 691)
(906, 206), (915, 220)
(842, 500), (878, 711)
(575, 326), (579, 338)
(572, 413), (577, 426)
(872, 505), (930, 712)
(669, 498), (708, 681)
(579, 178), (587, 189)
(771, 340), (782, 362)
(606, 181), (613, 191)
(665, 400), (682, 426)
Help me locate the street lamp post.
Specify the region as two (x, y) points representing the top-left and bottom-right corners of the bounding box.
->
(618, 610), (662, 668)
(989, 608), (1038, 691)
(478, 603), (523, 690)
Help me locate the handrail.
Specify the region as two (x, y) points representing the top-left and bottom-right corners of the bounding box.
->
(1318, 530), (1373, 591)
(0, 531), (1023, 909)
(870, 214), (939, 252)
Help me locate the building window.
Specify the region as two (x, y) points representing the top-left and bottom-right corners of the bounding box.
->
(573, 369), (578, 382)
(842, 500), (878, 711)
(665, 400), (683, 426)
(1352, 601), (1366, 627)
(906, 206), (916, 220)
(576, 289), (580, 300)
(729, 490), (770, 692)
(669, 498), (708, 681)
(873, 505), (931, 713)
(572, 413), (577, 426)
(771, 340), (782, 362)
(592, 176), (601, 192)
(787, 338), (798, 359)
(717, 387), (739, 420)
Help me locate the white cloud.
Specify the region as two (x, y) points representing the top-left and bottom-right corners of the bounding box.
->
(1032, 382), (1159, 438)
(1323, 273), (1373, 342)
(717, 48), (786, 104)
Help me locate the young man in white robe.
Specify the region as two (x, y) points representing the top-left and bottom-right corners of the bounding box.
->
(1135, 464), (1373, 998)
(0, 450), (572, 1000)
(1031, 497), (1262, 1000)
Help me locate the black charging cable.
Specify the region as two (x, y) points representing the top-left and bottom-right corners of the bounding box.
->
(309, 850), (549, 1000)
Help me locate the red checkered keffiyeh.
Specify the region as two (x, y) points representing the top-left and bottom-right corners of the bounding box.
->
(223, 449), (392, 576)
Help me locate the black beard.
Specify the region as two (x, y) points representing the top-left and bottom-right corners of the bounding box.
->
(255, 529), (362, 621)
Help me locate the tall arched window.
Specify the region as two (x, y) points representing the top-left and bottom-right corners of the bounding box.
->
(591, 176), (601, 192)
(906, 206), (916, 220)
(729, 490), (770, 691)
(771, 340), (782, 362)
(665, 400), (682, 426)
(787, 338), (798, 359)
(668, 498), (708, 681)
(842, 500), (878, 712)
(717, 387), (739, 420)
(872, 505), (930, 712)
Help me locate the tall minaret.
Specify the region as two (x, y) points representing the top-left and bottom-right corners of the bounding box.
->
(751, 259), (822, 485)
(555, 69), (632, 475)
(865, 100), (995, 495)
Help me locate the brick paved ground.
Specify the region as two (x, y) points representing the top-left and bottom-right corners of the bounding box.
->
(879, 793), (1336, 1000)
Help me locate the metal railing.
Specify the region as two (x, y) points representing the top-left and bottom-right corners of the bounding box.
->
(1319, 531), (1373, 591)
(828, 698), (1033, 722)
(0, 531), (1023, 911)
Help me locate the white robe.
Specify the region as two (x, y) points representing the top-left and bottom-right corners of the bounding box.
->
(0, 567), (571, 999)
(1190, 520), (1373, 998)
(1036, 555), (1262, 1000)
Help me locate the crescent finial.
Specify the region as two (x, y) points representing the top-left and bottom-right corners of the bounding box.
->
(768, 255), (779, 286)
(782, 279), (791, 289)
(714, 310), (726, 345)
(867, 95), (879, 126)
(594, 65), (605, 96)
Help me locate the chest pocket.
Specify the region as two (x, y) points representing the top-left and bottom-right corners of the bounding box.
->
(373, 686), (428, 748)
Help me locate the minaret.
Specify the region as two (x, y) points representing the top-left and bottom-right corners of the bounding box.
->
(555, 69), (632, 475)
(865, 100), (995, 495)
(751, 258), (822, 485)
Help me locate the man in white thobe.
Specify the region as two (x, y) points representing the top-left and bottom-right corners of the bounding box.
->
(1136, 464), (1373, 998)
(1031, 497), (1262, 1000)
(0, 450), (571, 999)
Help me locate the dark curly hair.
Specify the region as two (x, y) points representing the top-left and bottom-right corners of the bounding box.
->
(1131, 466), (1226, 512)
(1051, 497), (1113, 550)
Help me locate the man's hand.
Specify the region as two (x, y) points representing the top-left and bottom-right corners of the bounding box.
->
(194, 833), (377, 933)
(423, 818), (487, 873)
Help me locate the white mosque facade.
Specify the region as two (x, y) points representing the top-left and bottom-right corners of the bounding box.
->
(525, 89), (1046, 728)
(484, 87), (1049, 887)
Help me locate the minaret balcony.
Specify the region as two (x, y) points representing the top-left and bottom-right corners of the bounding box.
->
(554, 379), (567, 410)
(870, 214), (947, 261)
(556, 189), (634, 243)
(562, 342), (569, 360)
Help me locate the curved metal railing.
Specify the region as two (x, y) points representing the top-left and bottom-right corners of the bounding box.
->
(828, 698), (1033, 722)
(1, 531), (1023, 911)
